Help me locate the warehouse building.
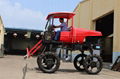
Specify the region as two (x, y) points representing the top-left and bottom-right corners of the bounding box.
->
(4, 28), (42, 55)
(70, 0), (120, 64)
(0, 16), (4, 57)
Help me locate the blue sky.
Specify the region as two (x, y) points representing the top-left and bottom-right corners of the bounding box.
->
(0, 0), (83, 30)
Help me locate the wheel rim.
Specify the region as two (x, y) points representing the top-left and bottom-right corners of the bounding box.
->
(85, 55), (102, 74)
(74, 54), (87, 71)
(77, 56), (86, 69)
(41, 55), (58, 71)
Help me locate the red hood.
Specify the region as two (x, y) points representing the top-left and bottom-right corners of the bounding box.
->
(72, 28), (102, 37)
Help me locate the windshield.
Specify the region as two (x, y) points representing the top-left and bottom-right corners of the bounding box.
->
(45, 17), (53, 31)
(45, 17), (68, 31)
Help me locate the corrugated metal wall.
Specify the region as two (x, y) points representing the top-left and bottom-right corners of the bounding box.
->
(0, 16), (4, 57)
(70, 0), (120, 63)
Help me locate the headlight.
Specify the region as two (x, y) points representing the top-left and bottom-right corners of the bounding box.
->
(96, 46), (101, 49)
(93, 45), (101, 50)
(83, 38), (86, 42)
(41, 32), (44, 35)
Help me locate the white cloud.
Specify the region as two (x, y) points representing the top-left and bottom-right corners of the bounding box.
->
(0, 0), (45, 30)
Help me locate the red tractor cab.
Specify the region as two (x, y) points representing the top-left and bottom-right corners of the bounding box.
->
(45, 12), (102, 43)
(25, 12), (103, 74)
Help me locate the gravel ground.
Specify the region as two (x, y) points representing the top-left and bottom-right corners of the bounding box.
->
(0, 55), (120, 79)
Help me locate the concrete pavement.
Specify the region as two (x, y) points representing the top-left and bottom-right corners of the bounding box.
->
(0, 55), (120, 79)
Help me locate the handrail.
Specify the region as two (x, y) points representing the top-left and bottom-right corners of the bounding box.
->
(29, 40), (42, 53)
(24, 40), (43, 58)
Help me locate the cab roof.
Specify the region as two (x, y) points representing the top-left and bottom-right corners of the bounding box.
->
(46, 12), (75, 20)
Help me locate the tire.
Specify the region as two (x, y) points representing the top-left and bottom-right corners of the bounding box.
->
(84, 55), (103, 74)
(37, 55), (41, 70)
(73, 54), (87, 71)
(37, 54), (60, 73)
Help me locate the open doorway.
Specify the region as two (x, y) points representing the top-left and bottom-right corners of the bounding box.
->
(4, 28), (42, 55)
(95, 12), (114, 63)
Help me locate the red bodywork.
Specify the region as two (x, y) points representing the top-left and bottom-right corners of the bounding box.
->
(25, 12), (102, 58)
(47, 12), (102, 43)
(60, 28), (102, 43)
(46, 12), (75, 19)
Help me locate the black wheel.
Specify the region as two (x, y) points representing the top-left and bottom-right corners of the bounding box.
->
(37, 54), (60, 73)
(37, 55), (41, 70)
(73, 54), (87, 71)
(84, 55), (103, 74)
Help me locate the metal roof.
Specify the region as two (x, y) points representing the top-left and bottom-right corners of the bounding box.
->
(5, 27), (43, 32)
(46, 12), (75, 19)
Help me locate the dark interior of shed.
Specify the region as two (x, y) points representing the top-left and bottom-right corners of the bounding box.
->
(95, 12), (114, 62)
